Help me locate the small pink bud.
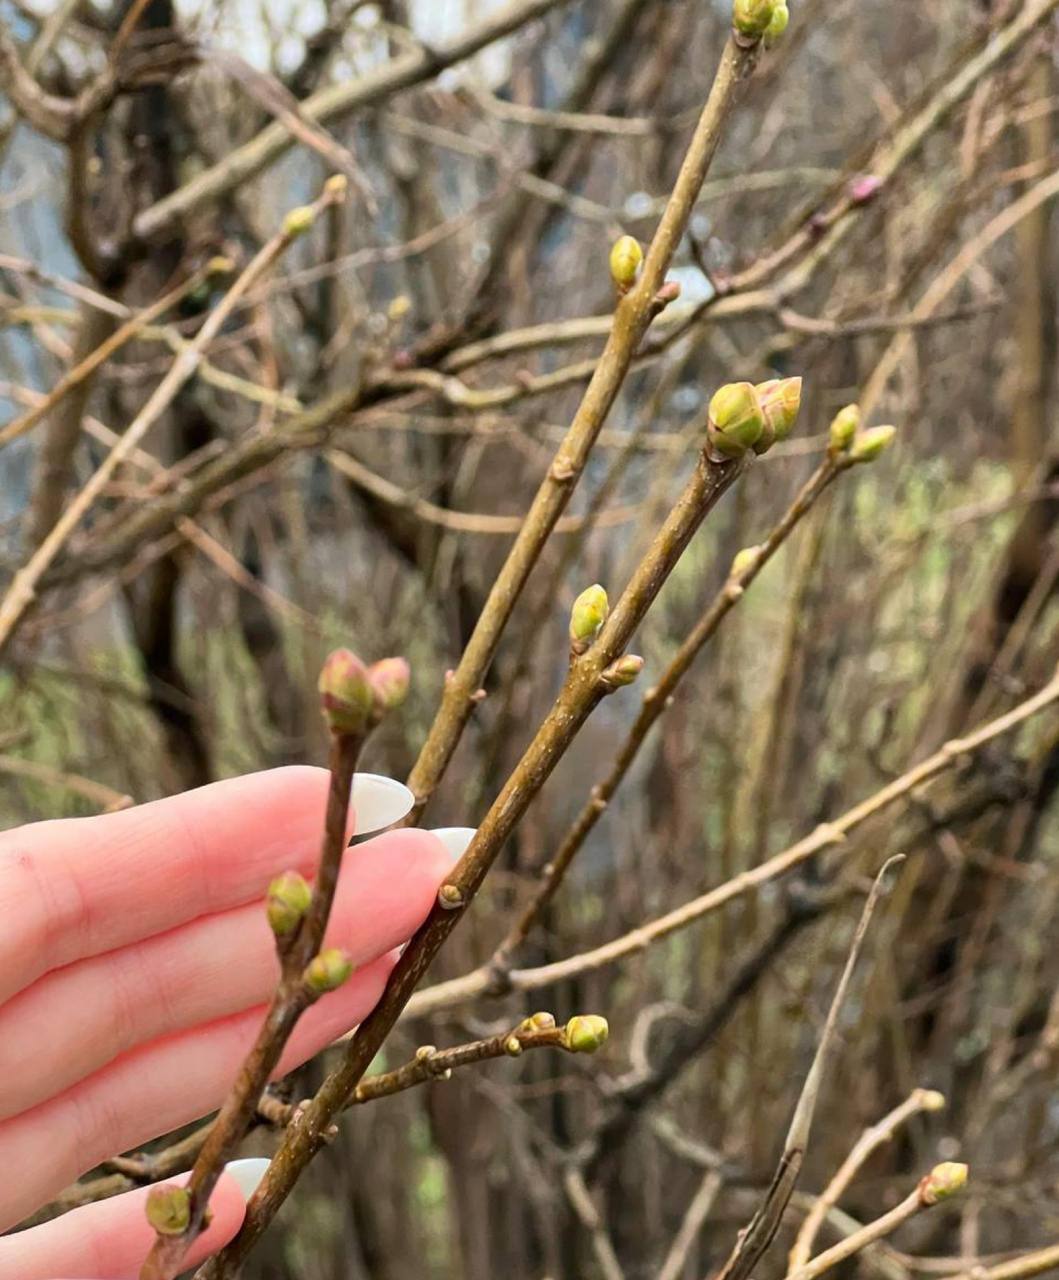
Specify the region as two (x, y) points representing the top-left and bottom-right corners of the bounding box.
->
(369, 657), (411, 713)
(318, 648), (373, 734)
(849, 174), (883, 204)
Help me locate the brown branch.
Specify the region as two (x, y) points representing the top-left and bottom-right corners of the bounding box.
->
(0, 180), (346, 661)
(141, 719), (363, 1279)
(197, 432), (751, 1274)
(789, 1090), (948, 1271)
(784, 1166), (968, 1280)
(132, 0), (577, 242)
(715, 857), (904, 1280)
(402, 32), (760, 821)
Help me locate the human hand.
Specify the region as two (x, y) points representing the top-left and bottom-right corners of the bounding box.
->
(0, 767), (467, 1278)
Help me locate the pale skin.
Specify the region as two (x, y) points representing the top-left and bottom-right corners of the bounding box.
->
(0, 766), (454, 1279)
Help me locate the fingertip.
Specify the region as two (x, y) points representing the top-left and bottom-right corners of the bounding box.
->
(180, 1169), (249, 1267)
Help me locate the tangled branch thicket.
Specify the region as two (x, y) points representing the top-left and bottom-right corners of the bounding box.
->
(2, 0), (1059, 1277)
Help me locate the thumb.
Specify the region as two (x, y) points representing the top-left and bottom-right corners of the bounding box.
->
(0, 1159), (267, 1280)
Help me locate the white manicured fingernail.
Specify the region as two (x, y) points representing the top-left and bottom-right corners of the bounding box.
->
(428, 827), (477, 862)
(224, 1157), (270, 1198)
(351, 773), (414, 833)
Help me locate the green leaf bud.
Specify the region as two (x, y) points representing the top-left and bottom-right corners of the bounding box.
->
(282, 205), (316, 238)
(318, 648), (374, 734)
(765, 1), (789, 40)
(520, 1011), (557, 1032)
(920, 1161), (968, 1205)
(730, 545), (762, 578)
(266, 870), (312, 938)
(829, 403), (860, 453)
(733, 0), (776, 38)
(707, 381), (765, 458)
(570, 584), (610, 652)
(601, 654), (644, 689)
(849, 424), (897, 464)
(609, 235), (643, 290)
(146, 1184), (191, 1236)
(304, 948), (354, 995)
(565, 1014), (610, 1054)
(324, 173), (348, 199)
(503, 1035), (524, 1057)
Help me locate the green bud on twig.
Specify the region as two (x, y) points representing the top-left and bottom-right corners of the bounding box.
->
(324, 174), (348, 199)
(564, 1014), (610, 1054)
(609, 235), (643, 291)
(570, 584), (609, 654)
(504, 1035), (523, 1057)
(369, 657), (411, 713)
(733, 0), (776, 38)
(304, 948), (354, 995)
(146, 1184), (191, 1236)
(730, 545), (762, 578)
(282, 205), (316, 238)
(707, 381), (765, 458)
(754, 376), (802, 453)
(601, 654), (644, 690)
(520, 1011), (557, 1032)
(206, 255), (235, 277)
(919, 1161), (968, 1206)
(266, 870), (312, 938)
(318, 648), (374, 735)
(829, 404), (860, 454)
(765, 1), (789, 41)
(849, 424), (897, 464)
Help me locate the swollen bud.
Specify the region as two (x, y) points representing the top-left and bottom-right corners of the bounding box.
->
(829, 404), (860, 454)
(369, 657), (411, 713)
(917, 1089), (946, 1112)
(503, 1035), (523, 1057)
(565, 1014), (610, 1054)
(570, 584), (610, 653)
(765, 1), (789, 40)
(707, 382), (765, 458)
(609, 235), (643, 291)
(266, 871), (312, 937)
(324, 173), (348, 199)
(730, 545), (761, 578)
(304, 948), (354, 995)
(849, 425), (896, 464)
(282, 205), (316, 238)
(920, 1162), (968, 1206)
(601, 654), (644, 689)
(146, 1184), (191, 1236)
(519, 1011), (557, 1033)
(318, 648), (374, 734)
(733, 0), (776, 38)
(754, 376), (802, 453)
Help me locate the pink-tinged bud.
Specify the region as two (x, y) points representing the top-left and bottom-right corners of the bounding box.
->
(565, 1014), (610, 1053)
(919, 1162), (968, 1206)
(849, 174), (883, 204)
(304, 948), (354, 995)
(829, 404), (860, 453)
(754, 376), (802, 452)
(369, 657), (411, 713)
(266, 871), (312, 937)
(318, 648), (373, 734)
(146, 1184), (191, 1236)
(708, 381), (765, 458)
(521, 1011), (557, 1032)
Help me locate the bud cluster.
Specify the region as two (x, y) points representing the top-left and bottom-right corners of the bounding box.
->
(707, 377), (802, 460)
(318, 649), (411, 735)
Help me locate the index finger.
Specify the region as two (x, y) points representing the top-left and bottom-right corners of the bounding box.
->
(0, 766), (405, 1006)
